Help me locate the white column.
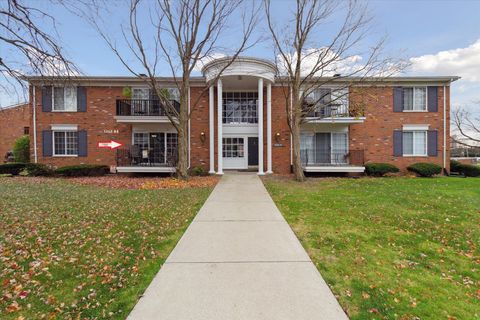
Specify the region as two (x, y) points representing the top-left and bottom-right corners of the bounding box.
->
(266, 82), (273, 174)
(258, 78), (264, 175)
(217, 79), (224, 175)
(209, 85), (215, 174)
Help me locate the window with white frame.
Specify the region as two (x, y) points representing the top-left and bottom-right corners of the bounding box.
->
(53, 131), (78, 156)
(53, 86), (77, 111)
(403, 87), (427, 111)
(403, 131), (427, 156)
(222, 138), (245, 158)
(223, 92), (258, 124)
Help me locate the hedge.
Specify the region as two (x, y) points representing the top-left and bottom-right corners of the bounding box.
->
(365, 163), (400, 177)
(55, 164), (110, 177)
(460, 164), (480, 177)
(0, 163), (26, 175)
(450, 160), (462, 173)
(407, 162), (442, 177)
(23, 163), (54, 176)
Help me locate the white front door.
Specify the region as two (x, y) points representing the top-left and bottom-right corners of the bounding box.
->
(222, 137), (247, 169)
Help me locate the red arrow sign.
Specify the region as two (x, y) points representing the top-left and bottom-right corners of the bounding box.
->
(97, 140), (123, 150)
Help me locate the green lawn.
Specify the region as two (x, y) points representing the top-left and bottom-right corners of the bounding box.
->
(264, 176), (480, 320)
(0, 178), (213, 319)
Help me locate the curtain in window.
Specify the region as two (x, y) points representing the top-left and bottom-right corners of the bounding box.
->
(53, 87), (65, 111)
(300, 132), (314, 164)
(413, 88), (426, 111)
(414, 131), (426, 155)
(64, 87), (77, 111)
(403, 88), (413, 110)
(403, 132), (414, 155)
(331, 133), (348, 164)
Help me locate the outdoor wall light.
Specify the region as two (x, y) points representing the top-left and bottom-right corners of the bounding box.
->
(275, 132), (281, 142)
(200, 132), (206, 143)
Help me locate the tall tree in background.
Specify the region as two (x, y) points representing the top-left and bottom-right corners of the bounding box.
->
(264, 0), (406, 181)
(82, 0), (258, 178)
(453, 105), (480, 148)
(0, 0), (77, 100)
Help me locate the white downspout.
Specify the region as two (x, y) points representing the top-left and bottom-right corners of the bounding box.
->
(32, 85), (38, 163)
(443, 85), (447, 172)
(188, 86), (191, 169)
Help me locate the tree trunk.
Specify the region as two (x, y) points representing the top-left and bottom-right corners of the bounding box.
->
(291, 119), (305, 182)
(176, 84), (189, 179)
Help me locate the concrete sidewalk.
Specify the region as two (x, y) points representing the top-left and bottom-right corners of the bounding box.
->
(127, 173), (348, 320)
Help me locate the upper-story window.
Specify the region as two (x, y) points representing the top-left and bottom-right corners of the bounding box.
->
(305, 87), (349, 117)
(53, 86), (77, 111)
(403, 87), (427, 111)
(132, 87), (180, 101)
(223, 92), (258, 124)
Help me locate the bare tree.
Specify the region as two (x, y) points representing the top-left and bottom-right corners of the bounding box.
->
(0, 0), (77, 101)
(453, 105), (480, 148)
(264, 0), (406, 181)
(80, 0), (258, 178)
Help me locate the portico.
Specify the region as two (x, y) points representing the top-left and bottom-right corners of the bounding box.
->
(202, 57), (276, 175)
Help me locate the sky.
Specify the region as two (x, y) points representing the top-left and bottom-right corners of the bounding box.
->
(1, 0), (480, 111)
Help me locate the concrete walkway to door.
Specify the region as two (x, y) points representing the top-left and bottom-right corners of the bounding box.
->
(127, 172), (349, 320)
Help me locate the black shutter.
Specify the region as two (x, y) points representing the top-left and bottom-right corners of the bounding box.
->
(393, 87), (404, 112)
(78, 130), (88, 157)
(427, 86), (438, 112)
(42, 130), (53, 157)
(427, 130), (438, 156)
(393, 130), (403, 156)
(42, 86), (52, 112)
(77, 87), (87, 112)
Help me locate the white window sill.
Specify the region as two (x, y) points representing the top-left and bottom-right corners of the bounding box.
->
(402, 110), (428, 113)
(223, 123), (258, 126)
(402, 154), (428, 157)
(51, 110), (78, 113)
(53, 155), (79, 157)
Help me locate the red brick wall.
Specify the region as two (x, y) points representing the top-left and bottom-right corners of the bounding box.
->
(31, 86), (131, 168)
(0, 104), (30, 162)
(29, 83), (451, 174)
(349, 85), (450, 172)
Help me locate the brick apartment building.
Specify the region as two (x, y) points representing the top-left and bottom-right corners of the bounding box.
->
(0, 103), (31, 162)
(19, 57), (458, 174)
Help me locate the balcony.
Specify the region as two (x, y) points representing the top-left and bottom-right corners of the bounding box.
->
(301, 149), (365, 173)
(115, 145), (177, 173)
(303, 103), (365, 124)
(115, 99), (180, 123)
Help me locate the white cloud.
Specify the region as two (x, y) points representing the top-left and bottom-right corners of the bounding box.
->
(276, 48), (365, 77)
(409, 39), (480, 109)
(410, 39), (480, 82)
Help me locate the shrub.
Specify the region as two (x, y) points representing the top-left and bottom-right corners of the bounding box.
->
(55, 164), (110, 177)
(23, 163), (54, 176)
(0, 163), (26, 175)
(407, 162), (442, 177)
(450, 160), (462, 173)
(460, 164), (480, 177)
(189, 166), (208, 176)
(13, 135), (30, 163)
(365, 163), (400, 177)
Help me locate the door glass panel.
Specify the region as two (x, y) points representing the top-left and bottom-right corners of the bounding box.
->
(331, 133), (348, 164)
(150, 133), (165, 164)
(315, 133), (331, 164)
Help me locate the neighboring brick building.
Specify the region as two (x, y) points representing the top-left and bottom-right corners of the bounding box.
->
(21, 57), (458, 174)
(0, 103), (30, 163)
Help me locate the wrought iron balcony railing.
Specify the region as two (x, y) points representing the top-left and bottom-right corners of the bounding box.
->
(116, 99), (180, 117)
(303, 102), (364, 118)
(116, 145), (178, 167)
(301, 149), (365, 166)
